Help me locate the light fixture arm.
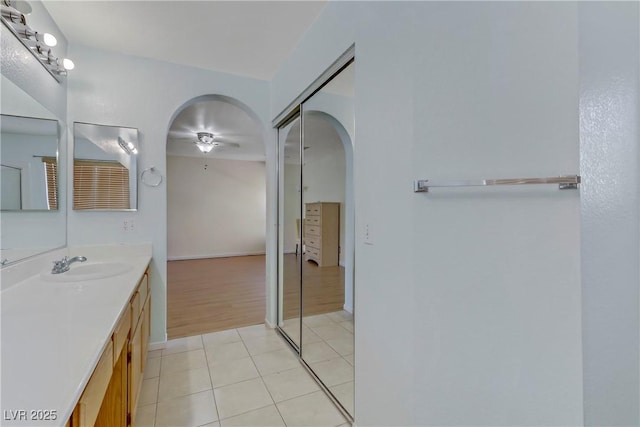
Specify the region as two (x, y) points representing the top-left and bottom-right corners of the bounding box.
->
(1, 1), (70, 82)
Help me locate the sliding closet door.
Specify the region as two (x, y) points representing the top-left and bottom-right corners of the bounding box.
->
(300, 61), (355, 417)
(277, 114), (302, 348)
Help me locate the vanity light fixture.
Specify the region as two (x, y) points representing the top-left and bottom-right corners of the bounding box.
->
(194, 132), (216, 154)
(118, 137), (138, 155)
(1, 0), (72, 82)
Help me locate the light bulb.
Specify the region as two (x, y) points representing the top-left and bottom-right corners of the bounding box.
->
(43, 32), (57, 47)
(195, 142), (214, 153)
(62, 58), (74, 70)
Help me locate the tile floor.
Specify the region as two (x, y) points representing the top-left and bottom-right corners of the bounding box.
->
(281, 311), (354, 416)
(135, 323), (351, 427)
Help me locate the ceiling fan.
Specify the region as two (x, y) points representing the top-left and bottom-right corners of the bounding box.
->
(170, 131), (241, 154)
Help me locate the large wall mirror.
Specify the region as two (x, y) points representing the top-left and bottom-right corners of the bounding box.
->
(1, 115), (59, 211)
(0, 76), (66, 265)
(277, 59), (355, 420)
(73, 122), (139, 211)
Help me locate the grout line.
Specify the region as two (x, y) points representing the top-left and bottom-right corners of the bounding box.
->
(202, 332), (221, 424)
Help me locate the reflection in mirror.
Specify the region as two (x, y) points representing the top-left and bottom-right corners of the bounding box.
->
(301, 61), (355, 418)
(278, 115), (302, 348)
(1, 115), (59, 211)
(0, 76), (66, 266)
(73, 122), (138, 211)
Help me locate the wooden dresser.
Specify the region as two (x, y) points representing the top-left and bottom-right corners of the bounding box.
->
(304, 202), (340, 267)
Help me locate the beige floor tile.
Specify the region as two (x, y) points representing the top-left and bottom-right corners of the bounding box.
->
(205, 341), (250, 364)
(147, 349), (162, 359)
(326, 310), (353, 323)
(338, 320), (354, 333)
(251, 348), (299, 376)
(162, 335), (203, 356)
(200, 423), (221, 427)
(281, 324), (301, 343)
(242, 334), (289, 356)
(301, 326), (324, 344)
(202, 329), (242, 347)
(302, 314), (335, 328)
(330, 381), (354, 416)
(134, 403), (156, 427)
(155, 390), (218, 427)
(161, 348), (208, 375)
(214, 377), (274, 419)
(276, 391), (346, 427)
(300, 341), (340, 364)
(219, 405), (285, 427)
(309, 324), (353, 341)
(210, 356), (260, 388)
(309, 358), (353, 387)
(237, 324), (276, 340)
(261, 367), (321, 403)
(158, 366), (212, 401)
(325, 338), (354, 356)
(336, 424), (352, 427)
(144, 356), (161, 379)
(138, 377), (159, 406)
(342, 353), (354, 366)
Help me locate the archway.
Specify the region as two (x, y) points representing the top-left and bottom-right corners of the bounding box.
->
(165, 94), (268, 338)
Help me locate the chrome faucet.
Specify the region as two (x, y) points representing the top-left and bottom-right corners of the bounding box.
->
(51, 256), (87, 274)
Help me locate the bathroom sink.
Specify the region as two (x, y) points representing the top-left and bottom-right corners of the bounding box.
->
(41, 261), (133, 282)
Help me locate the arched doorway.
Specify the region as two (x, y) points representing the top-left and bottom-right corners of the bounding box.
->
(166, 94), (267, 339)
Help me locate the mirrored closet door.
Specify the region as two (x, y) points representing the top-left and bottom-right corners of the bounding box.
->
(277, 60), (355, 419)
(277, 114), (302, 348)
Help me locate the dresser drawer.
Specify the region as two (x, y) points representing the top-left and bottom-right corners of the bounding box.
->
(304, 224), (321, 237)
(305, 203), (321, 216)
(305, 216), (320, 226)
(305, 235), (321, 249)
(305, 247), (321, 262)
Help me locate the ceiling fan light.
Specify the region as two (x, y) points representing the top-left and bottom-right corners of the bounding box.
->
(197, 132), (214, 144)
(195, 141), (214, 153)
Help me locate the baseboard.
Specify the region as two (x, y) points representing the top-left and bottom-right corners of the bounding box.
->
(149, 339), (167, 351)
(168, 251), (266, 261)
(343, 304), (353, 314)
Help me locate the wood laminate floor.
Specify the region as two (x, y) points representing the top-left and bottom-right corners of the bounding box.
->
(167, 254), (345, 339)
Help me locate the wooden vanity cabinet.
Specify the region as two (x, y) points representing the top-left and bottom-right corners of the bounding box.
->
(68, 270), (150, 427)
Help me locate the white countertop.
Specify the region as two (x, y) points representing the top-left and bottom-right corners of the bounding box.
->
(1, 248), (151, 426)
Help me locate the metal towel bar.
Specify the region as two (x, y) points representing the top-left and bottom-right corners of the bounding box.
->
(414, 175), (581, 193)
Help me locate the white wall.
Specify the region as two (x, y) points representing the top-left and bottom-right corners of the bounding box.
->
(167, 156), (266, 259)
(66, 45), (274, 344)
(579, 2), (640, 425)
(1, 133), (56, 210)
(303, 133), (346, 265)
(282, 163), (300, 254)
(272, 2), (588, 425)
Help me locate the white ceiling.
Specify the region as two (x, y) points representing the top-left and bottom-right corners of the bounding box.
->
(42, 1), (331, 162)
(43, 0), (327, 80)
(167, 97), (264, 161)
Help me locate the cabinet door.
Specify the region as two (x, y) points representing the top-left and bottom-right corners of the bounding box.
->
(141, 296), (151, 373)
(95, 343), (127, 427)
(128, 320), (143, 420)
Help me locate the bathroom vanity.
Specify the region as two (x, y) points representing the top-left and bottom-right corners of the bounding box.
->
(0, 245), (152, 427)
